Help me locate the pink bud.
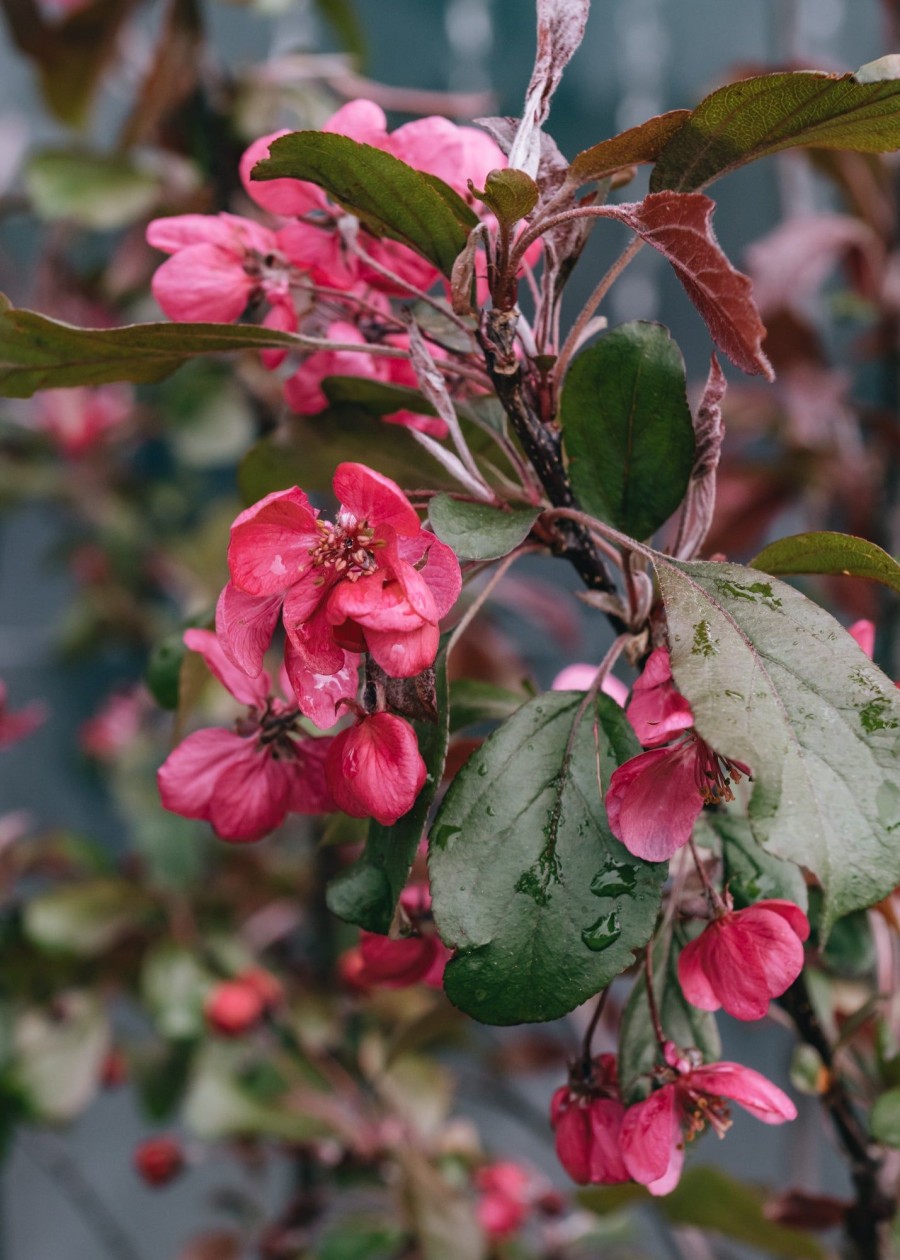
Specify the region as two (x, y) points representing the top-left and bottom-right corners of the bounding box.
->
(325, 713), (426, 826)
(204, 980), (265, 1036)
(134, 1137), (184, 1187)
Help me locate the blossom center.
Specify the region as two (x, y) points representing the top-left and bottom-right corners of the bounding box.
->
(683, 1087), (732, 1141)
(310, 520), (378, 580)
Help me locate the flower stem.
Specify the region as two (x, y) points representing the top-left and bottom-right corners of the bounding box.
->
(645, 942), (666, 1049)
(581, 986), (610, 1075)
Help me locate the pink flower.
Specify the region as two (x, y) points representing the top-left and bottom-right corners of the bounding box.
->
(625, 648), (694, 747)
(80, 687), (147, 760)
(849, 619), (875, 658)
(31, 384), (132, 458)
(620, 1042), (796, 1196)
(217, 464), (461, 708)
(678, 898), (810, 1020)
(343, 883), (450, 988)
(283, 319), (381, 415)
(146, 212), (298, 364)
(551, 1054), (629, 1186)
(0, 681), (45, 748)
(157, 628), (333, 843)
(606, 732), (751, 862)
(551, 663), (629, 707)
(325, 711), (426, 825)
(475, 1162), (532, 1240)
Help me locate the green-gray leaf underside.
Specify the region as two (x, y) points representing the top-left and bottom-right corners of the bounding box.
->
(561, 322), (695, 541)
(657, 558), (900, 933)
(428, 494), (540, 561)
(429, 692), (666, 1025)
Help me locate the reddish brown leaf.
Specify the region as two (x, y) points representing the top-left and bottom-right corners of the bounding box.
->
(598, 191), (773, 379)
(568, 110), (691, 186)
(674, 353), (727, 559)
(765, 1190), (850, 1232)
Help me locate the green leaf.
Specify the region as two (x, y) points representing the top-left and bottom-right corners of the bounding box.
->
(146, 631), (187, 710)
(254, 132), (477, 277)
(141, 943), (211, 1041)
(327, 659), (449, 933)
(25, 150), (162, 230)
(449, 679), (529, 732)
(430, 692), (666, 1025)
(238, 407), (462, 502)
(470, 168), (539, 225)
(561, 322), (696, 540)
(872, 1088), (900, 1146)
(750, 531), (900, 594)
(568, 110), (692, 186)
(655, 558), (900, 932)
(0, 302), (310, 397)
(322, 375), (437, 418)
(698, 812), (808, 910)
(23, 879), (156, 956)
(651, 69), (900, 193)
(428, 495), (539, 562)
(585, 1167), (825, 1259)
(617, 930), (719, 1103)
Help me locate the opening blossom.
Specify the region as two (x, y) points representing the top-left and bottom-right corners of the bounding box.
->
(550, 1054), (628, 1186)
(619, 1042), (796, 1195)
(217, 462), (461, 718)
(325, 710), (426, 826)
(606, 647), (751, 862)
(678, 897), (810, 1021)
(157, 628), (333, 843)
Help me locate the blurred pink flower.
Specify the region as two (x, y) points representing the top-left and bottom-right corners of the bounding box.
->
(32, 384), (132, 458)
(0, 681), (45, 748)
(475, 1162), (533, 1240)
(551, 663), (629, 707)
(80, 687), (148, 760)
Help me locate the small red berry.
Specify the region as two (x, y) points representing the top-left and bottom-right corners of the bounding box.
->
(237, 966), (283, 1010)
(204, 980), (265, 1036)
(134, 1136), (184, 1187)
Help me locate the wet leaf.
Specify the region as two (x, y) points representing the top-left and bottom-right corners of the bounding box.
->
(561, 321), (696, 540)
(656, 558), (900, 932)
(652, 68), (900, 193)
(254, 133), (476, 277)
(449, 679), (529, 732)
(751, 531), (900, 594)
(430, 692), (666, 1024)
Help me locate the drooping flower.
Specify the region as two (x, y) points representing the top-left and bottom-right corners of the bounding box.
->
(550, 1053), (629, 1186)
(217, 464), (461, 712)
(341, 883), (450, 989)
(625, 647), (694, 746)
(677, 898), (810, 1020)
(326, 712), (426, 826)
(605, 647), (750, 862)
(620, 1042), (796, 1195)
(157, 629), (333, 843)
(606, 733), (751, 862)
(0, 681), (45, 749)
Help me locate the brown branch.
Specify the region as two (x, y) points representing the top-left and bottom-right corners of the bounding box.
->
(780, 973), (895, 1258)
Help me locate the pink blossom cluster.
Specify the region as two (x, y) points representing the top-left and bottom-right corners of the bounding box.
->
(158, 462), (460, 842)
(145, 101), (524, 434)
(552, 1044), (796, 1195)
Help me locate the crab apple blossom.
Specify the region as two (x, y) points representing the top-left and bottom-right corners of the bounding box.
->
(146, 212), (299, 366)
(31, 384), (132, 458)
(0, 681), (45, 749)
(133, 1137), (185, 1188)
(218, 463), (461, 699)
(550, 1054), (629, 1186)
(325, 711), (426, 826)
(620, 1042), (796, 1195)
(157, 628), (333, 843)
(678, 898), (810, 1020)
(204, 979), (266, 1036)
(340, 883), (450, 989)
(475, 1162), (533, 1240)
(605, 732), (752, 862)
(625, 647), (694, 747)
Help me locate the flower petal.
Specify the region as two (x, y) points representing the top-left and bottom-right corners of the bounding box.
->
(620, 1085), (681, 1186)
(690, 1063), (797, 1124)
(228, 487), (320, 596)
(183, 627), (270, 708)
(151, 244), (252, 323)
(215, 583), (282, 679)
(325, 712), (426, 825)
(605, 742), (704, 861)
(157, 727), (246, 822)
(333, 462), (421, 536)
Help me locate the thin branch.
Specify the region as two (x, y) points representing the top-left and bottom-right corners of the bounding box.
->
(555, 236), (644, 383)
(445, 545), (544, 656)
(581, 987), (611, 1075)
(645, 943), (666, 1048)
